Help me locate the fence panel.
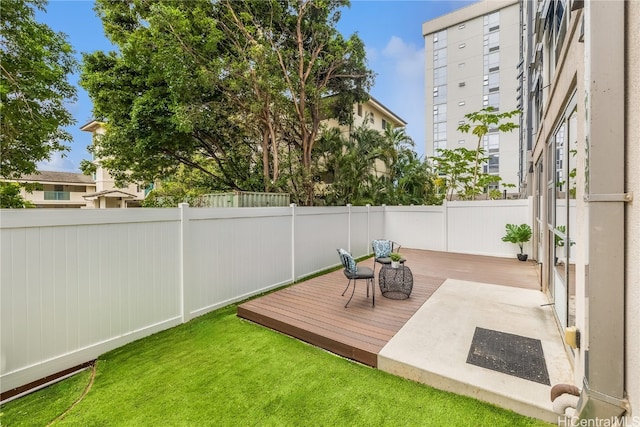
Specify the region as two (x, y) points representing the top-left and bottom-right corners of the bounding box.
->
(383, 206), (446, 251)
(447, 199), (530, 257)
(185, 207), (293, 319)
(349, 206), (371, 258)
(0, 209), (182, 394)
(293, 206), (349, 279)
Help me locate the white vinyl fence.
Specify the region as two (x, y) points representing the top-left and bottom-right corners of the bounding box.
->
(0, 200), (529, 397)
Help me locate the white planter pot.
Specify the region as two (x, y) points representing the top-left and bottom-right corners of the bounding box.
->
(391, 261), (400, 268)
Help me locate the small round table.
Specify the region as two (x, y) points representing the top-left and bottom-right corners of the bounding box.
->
(379, 265), (413, 299)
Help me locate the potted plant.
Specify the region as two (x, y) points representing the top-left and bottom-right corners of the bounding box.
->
(389, 252), (402, 268)
(501, 223), (532, 261)
(554, 225), (574, 264)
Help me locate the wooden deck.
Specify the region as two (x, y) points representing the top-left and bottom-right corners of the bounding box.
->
(237, 249), (540, 367)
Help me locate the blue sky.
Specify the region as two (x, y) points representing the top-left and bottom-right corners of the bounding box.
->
(36, 0), (476, 173)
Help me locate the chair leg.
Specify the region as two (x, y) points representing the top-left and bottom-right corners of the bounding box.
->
(341, 278), (352, 296)
(344, 279), (356, 308)
(370, 277), (375, 307)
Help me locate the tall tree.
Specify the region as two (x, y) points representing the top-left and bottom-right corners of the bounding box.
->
(82, 0), (261, 191)
(258, 0), (373, 205)
(81, 0), (372, 204)
(0, 0), (77, 179)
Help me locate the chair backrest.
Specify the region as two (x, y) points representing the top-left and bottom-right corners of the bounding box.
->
(337, 248), (357, 273)
(372, 239), (392, 258)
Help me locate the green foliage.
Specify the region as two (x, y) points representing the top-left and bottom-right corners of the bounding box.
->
(0, 0), (78, 179)
(432, 147), (494, 201)
(389, 252), (402, 262)
(455, 107), (520, 200)
(501, 223), (532, 254)
(314, 124), (441, 206)
(0, 182), (35, 208)
(0, 305), (550, 426)
(554, 224), (575, 248)
(81, 0), (373, 205)
(141, 164), (217, 207)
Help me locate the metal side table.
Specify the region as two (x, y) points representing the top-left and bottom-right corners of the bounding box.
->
(378, 265), (413, 299)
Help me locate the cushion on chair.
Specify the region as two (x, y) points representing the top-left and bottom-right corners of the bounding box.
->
(372, 239), (392, 258)
(338, 248), (357, 273)
(343, 266), (374, 279)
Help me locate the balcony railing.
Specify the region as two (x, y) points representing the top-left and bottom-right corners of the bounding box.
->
(43, 191), (70, 200)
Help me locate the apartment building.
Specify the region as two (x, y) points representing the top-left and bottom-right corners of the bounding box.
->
(5, 171), (96, 208)
(423, 0), (521, 193)
(79, 120), (148, 208)
(323, 96), (407, 137)
(520, 0), (639, 422)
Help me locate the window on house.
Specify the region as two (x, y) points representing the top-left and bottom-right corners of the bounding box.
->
(458, 43), (466, 49)
(458, 62), (465, 68)
(381, 119), (387, 130)
(458, 82), (466, 87)
(458, 139), (465, 144)
(458, 24), (465, 30)
(458, 101), (465, 106)
(357, 104), (362, 116)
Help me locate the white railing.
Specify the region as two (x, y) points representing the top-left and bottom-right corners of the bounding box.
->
(0, 200), (530, 396)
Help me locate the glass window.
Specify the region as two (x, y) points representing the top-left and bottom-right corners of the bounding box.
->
(434, 85), (447, 103)
(483, 154), (500, 174)
(433, 104), (447, 122)
(433, 122), (447, 141)
(434, 48), (447, 68)
(488, 92), (500, 109)
(483, 133), (500, 153)
(433, 30), (447, 50)
(434, 67), (447, 86)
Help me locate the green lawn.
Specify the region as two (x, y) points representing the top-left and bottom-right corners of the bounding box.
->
(1, 305), (552, 426)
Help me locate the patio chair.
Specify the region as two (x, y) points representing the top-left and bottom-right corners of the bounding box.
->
(371, 239), (405, 274)
(337, 248), (375, 308)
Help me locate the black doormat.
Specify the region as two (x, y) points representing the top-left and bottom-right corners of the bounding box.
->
(466, 327), (550, 385)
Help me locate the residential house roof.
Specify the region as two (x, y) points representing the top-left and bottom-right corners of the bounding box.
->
(17, 171), (95, 185)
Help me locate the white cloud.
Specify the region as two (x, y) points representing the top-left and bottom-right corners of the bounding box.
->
(382, 36), (425, 79)
(37, 152), (78, 172)
(371, 36), (426, 157)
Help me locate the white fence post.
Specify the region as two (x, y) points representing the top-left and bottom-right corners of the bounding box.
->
(347, 204), (352, 253)
(443, 199), (449, 252)
(290, 203), (296, 283)
(366, 204), (371, 254)
(179, 203), (189, 323)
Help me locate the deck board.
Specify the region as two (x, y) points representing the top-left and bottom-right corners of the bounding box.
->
(237, 249), (540, 367)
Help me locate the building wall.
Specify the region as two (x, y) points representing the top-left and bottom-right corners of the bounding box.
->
(323, 98), (407, 137)
(524, 0), (637, 419)
(90, 125), (145, 201)
(20, 184), (96, 208)
(423, 0), (521, 190)
(625, 0), (640, 417)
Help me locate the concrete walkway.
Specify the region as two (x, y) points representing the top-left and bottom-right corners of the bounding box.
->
(378, 279), (574, 424)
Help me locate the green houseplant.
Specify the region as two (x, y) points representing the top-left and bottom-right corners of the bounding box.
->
(501, 223), (532, 261)
(389, 252), (402, 268)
